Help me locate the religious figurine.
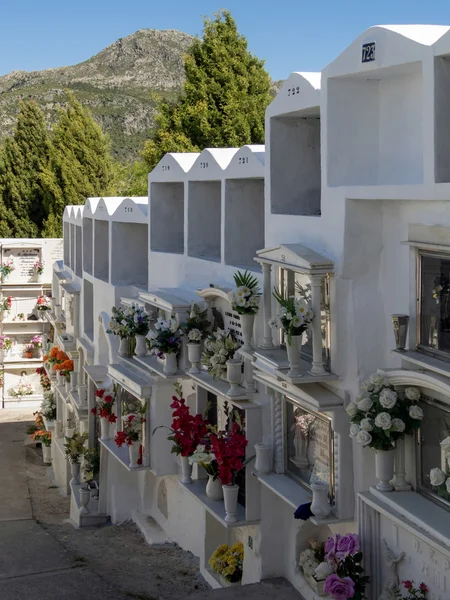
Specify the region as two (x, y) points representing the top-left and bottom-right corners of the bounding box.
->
(290, 409), (316, 468)
(379, 539), (405, 600)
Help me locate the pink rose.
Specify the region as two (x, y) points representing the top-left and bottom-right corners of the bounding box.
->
(324, 574), (355, 600)
(336, 534), (359, 559)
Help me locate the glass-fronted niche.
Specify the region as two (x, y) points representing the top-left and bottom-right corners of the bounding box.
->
(418, 251), (450, 359)
(284, 397), (334, 498)
(417, 395), (450, 511)
(279, 268), (330, 366)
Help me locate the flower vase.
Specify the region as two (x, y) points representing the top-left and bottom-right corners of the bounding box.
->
(70, 371), (77, 391)
(118, 337), (134, 358)
(70, 462), (81, 485)
(219, 576), (241, 588)
(128, 443), (140, 468)
(310, 481), (331, 519)
(226, 358), (243, 397)
(375, 450), (395, 492)
(45, 419), (55, 430)
(100, 418), (111, 441)
(187, 343), (202, 374)
(65, 427), (75, 438)
(239, 313), (255, 353)
(65, 379), (71, 394)
(42, 444), (52, 464)
(286, 334), (302, 377)
(79, 487), (91, 515)
(306, 575), (326, 597)
(54, 305), (62, 319)
(206, 475), (223, 500)
(54, 420), (62, 438)
(180, 456), (192, 484)
(56, 370), (64, 387)
(36, 273), (42, 284)
(164, 352), (178, 375)
(254, 443), (271, 475)
(222, 484), (239, 523)
(135, 334), (147, 357)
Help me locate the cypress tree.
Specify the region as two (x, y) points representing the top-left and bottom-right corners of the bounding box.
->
(142, 10), (272, 170)
(41, 92), (113, 237)
(0, 100), (52, 236)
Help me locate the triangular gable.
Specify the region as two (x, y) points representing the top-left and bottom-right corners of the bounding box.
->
(225, 145), (265, 179)
(324, 25), (446, 79)
(84, 197), (102, 218)
(189, 148), (239, 180)
(110, 197), (148, 223)
(149, 152), (199, 182)
(256, 244), (333, 275)
(267, 72), (321, 118)
(432, 27), (450, 56)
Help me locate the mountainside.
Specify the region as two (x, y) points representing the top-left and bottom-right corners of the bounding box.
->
(0, 29), (195, 161)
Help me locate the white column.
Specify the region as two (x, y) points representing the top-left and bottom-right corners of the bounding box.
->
(142, 395), (152, 468)
(260, 262), (274, 349)
(243, 358), (256, 394)
(309, 274), (326, 376)
(391, 438), (411, 491)
(273, 391), (284, 474)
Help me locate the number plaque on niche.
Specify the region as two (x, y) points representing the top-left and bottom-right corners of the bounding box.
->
(362, 42), (375, 63)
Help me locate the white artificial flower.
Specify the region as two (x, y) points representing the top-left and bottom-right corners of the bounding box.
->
(268, 318), (279, 329)
(356, 430), (372, 446)
(286, 312), (293, 321)
(357, 397), (373, 412)
(292, 316), (302, 327)
(302, 558), (320, 576)
(405, 387), (421, 402)
(314, 562), (334, 581)
(349, 424), (360, 438)
(299, 549), (315, 565)
(360, 418), (373, 432)
(374, 412), (392, 430)
(188, 328), (202, 342)
(429, 468), (446, 487)
(446, 477), (450, 494)
(146, 330), (157, 340)
(345, 402), (359, 418)
(391, 418), (405, 433)
(379, 388), (398, 410)
(369, 374), (390, 392)
(409, 405), (424, 420)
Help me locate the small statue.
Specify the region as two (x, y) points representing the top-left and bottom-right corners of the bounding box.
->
(379, 539), (405, 600)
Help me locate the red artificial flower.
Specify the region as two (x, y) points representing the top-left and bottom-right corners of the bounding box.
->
(137, 444), (143, 465)
(114, 431), (128, 447)
(402, 581), (413, 591)
(95, 389), (105, 398)
(108, 413), (117, 423)
(419, 583), (428, 593)
(104, 395), (113, 403)
(91, 407), (97, 415)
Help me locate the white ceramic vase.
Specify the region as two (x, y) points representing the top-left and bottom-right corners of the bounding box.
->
(206, 475), (223, 500)
(239, 313), (255, 353)
(128, 442), (140, 469)
(65, 427), (75, 438)
(70, 371), (77, 391)
(164, 352), (178, 375)
(254, 443), (271, 475)
(375, 450), (395, 492)
(65, 379), (71, 394)
(180, 456), (192, 484)
(36, 273), (43, 283)
(222, 484), (239, 523)
(71, 462), (81, 485)
(226, 358), (243, 397)
(310, 481), (331, 519)
(42, 444), (52, 464)
(187, 343), (202, 374)
(79, 487), (91, 515)
(100, 418), (111, 441)
(135, 334), (148, 357)
(56, 371), (64, 387)
(118, 337), (134, 358)
(286, 334), (303, 377)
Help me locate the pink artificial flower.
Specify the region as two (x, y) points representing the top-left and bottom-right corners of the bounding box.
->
(324, 574), (355, 600)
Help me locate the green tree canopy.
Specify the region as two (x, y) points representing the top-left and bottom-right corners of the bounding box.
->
(142, 10), (272, 171)
(41, 92), (114, 237)
(0, 100), (52, 236)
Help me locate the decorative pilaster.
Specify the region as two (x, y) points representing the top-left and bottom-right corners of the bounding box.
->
(243, 358), (256, 394)
(309, 274), (326, 376)
(142, 395), (152, 468)
(273, 391), (284, 474)
(391, 438), (411, 491)
(260, 262), (274, 349)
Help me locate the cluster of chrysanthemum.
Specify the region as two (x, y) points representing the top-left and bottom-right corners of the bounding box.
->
(209, 542), (244, 583)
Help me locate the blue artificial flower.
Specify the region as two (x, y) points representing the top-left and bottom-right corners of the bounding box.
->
(294, 502), (313, 520)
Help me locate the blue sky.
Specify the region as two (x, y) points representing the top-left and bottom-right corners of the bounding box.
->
(0, 0), (449, 80)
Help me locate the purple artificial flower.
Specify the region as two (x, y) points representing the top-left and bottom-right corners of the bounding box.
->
(169, 336), (175, 344)
(335, 534), (359, 559)
(324, 574), (355, 600)
(324, 534), (339, 559)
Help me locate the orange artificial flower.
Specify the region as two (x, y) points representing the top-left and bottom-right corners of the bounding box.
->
(43, 354), (48, 362)
(56, 350), (69, 362)
(49, 347), (59, 358)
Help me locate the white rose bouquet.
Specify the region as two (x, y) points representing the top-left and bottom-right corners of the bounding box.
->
(201, 329), (241, 380)
(347, 374), (423, 450)
(181, 303), (210, 343)
(428, 466), (450, 500)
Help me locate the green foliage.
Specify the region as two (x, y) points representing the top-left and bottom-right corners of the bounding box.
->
(142, 10), (272, 171)
(0, 100), (52, 236)
(110, 159), (148, 197)
(233, 270), (260, 291)
(41, 92), (114, 237)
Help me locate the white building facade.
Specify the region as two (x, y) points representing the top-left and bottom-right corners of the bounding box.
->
(44, 25), (450, 600)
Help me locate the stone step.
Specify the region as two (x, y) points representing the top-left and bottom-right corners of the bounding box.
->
(180, 578), (304, 599)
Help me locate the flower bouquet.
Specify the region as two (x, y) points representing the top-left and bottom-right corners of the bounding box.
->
(36, 366), (51, 391)
(347, 374), (424, 491)
(231, 270), (261, 352)
(398, 580), (428, 599)
(0, 296), (12, 312)
(202, 329), (241, 380)
(0, 335), (15, 353)
(54, 359), (74, 387)
(428, 466), (450, 500)
(32, 429), (51, 447)
(209, 542), (244, 586)
(26, 411), (45, 436)
(64, 431), (88, 483)
(34, 259), (44, 275)
(115, 413), (145, 468)
(0, 259), (14, 279)
(9, 382), (35, 397)
(12, 313), (25, 321)
(271, 288), (314, 345)
(189, 443), (222, 499)
(31, 335), (42, 350)
(299, 534), (370, 600)
(147, 315), (183, 374)
(91, 388), (117, 440)
(36, 295), (51, 312)
(24, 343), (34, 358)
(182, 303), (210, 374)
(41, 391), (56, 422)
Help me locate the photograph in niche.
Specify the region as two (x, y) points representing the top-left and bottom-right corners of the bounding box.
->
(420, 252), (450, 355)
(285, 399), (333, 492)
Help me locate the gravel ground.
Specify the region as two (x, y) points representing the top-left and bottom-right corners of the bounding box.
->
(18, 412), (209, 600)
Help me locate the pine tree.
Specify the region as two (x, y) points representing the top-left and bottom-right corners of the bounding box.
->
(41, 92), (113, 237)
(142, 10), (272, 171)
(0, 100), (52, 236)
